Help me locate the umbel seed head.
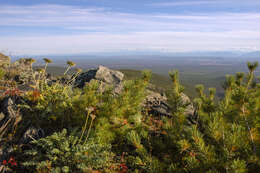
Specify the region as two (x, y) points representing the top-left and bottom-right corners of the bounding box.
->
(247, 62), (259, 72)
(27, 58), (36, 64)
(67, 61), (76, 67)
(43, 58), (52, 64)
(76, 68), (82, 73)
(236, 72), (244, 80)
(36, 68), (45, 73)
(196, 84), (204, 92)
(90, 114), (96, 120)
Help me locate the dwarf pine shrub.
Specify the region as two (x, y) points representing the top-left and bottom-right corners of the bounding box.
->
(161, 62), (260, 173)
(1, 57), (260, 173)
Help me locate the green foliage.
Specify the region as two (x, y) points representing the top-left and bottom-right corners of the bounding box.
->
(2, 59), (260, 173)
(22, 83), (76, 132)
(0, 68), (5, 79)
(20, 129), (114, 172)
(168, 70), (190, 115)
(115, 61), (260, 173)
(162, 61), (260, 173)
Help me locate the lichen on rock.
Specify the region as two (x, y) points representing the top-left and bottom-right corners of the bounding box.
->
(75, 65), (124, 94)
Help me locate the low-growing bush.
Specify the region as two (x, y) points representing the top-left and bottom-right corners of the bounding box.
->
(1, 57), (259, 173)
(18, 129), (115, 172)
(0, 68), (5, 80)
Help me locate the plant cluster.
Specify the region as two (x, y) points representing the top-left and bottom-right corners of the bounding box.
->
(0, 58), (259, 173)
(19, 129), (114, 172)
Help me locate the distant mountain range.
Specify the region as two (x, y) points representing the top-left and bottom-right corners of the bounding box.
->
(162, 51), (260, 58)
(242, 51), (260, 58)
(10, 50), (260, 60)
(80, 50), (259, 58)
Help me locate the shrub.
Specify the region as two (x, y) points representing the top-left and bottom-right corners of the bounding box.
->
(162, 62), (260, 172)
(19, 129), (115, 173)
(0, 68), (5, 79)
(2, 58), (260, 173)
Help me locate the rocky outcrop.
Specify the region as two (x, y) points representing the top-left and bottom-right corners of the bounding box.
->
(75, 66), (194, 117)
(0, 97), (22, 162)
(0, 97), (22, 138)
(75, 65), (124, 94)
(0, 97), (45, 163)
(144, 90), (171, 117)
(0, 53), (10, 67)
(143, 91), (194, 117)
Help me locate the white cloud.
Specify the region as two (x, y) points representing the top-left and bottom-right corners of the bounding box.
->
(1, 31), (260, 55)
(1, 4), (259, 31)
(151, 1), (217, 6)
(0, 4), (260, 54)
(151, 0), (260, 7)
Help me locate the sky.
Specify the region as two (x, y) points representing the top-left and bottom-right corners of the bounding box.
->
(0, 0), (260, 55)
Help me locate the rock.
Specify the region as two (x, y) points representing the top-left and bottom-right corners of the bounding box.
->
(180, 93), (194, 116)
(1, 97), (19, 119)
(95, 66), (124, 84)
(0, 97), (44, 164)
(0, 96), (44, 143)
(0, 53), (10, 67)
(20, 127), (45, 144)
(144, 90), (171, 117)
(144, 90), (194, 117)
(75, 66), (124, 93)
(74, 65), (194, 117)
(0, 97), (22, 139)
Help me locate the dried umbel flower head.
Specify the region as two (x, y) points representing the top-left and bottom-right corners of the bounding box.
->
(90, 114), (96, 120)
(36, 68), (45, 73)
(43, 58), (52, 64)
(247, 62), (259, 72)
(86, 106), (95, 113)
(76, 68), (82, 73)
(67, 61), (76, 67)
(27, 58), (36, 64)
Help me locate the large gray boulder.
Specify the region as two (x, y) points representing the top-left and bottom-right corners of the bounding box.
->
(75, 65), (124, 94)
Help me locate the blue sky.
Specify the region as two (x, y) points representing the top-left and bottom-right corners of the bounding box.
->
(0, 0), (260, 55)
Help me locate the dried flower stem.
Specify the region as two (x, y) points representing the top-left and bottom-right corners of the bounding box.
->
(79, 111), (90, 143)
(84, 114), (95, 144)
